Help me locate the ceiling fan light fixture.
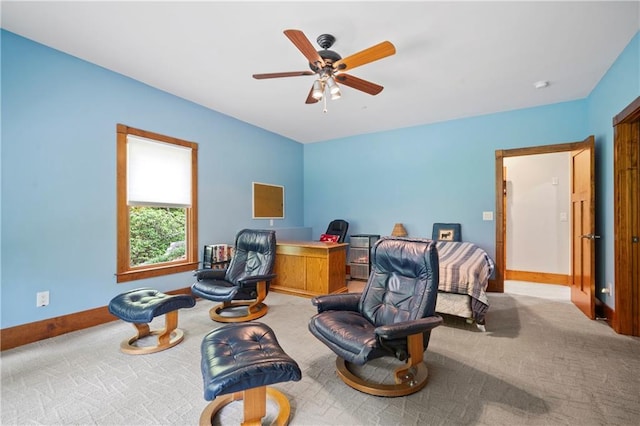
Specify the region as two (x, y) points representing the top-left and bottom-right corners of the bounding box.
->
(326, 76), (340, 95)
(330, 87), (342, 100)
(312, 80), (324, 100)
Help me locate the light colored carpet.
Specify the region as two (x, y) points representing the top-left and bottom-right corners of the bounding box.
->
(1, 290), (639, 425)
(504, 280), (571, 302)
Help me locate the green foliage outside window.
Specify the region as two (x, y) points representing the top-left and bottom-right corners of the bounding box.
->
(129, 207), (186, 267)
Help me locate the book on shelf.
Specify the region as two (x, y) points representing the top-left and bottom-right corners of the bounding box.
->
(203, 245), (214, 268)
(202, 244), (234, 269)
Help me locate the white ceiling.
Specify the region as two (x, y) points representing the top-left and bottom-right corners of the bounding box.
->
(2, 1), (639, 143)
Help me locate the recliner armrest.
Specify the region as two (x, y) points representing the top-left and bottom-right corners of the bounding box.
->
(237, 274), (277, 286)
(312, 293), (361, 313)
(375, 315), (443, 340)
(194, 268), (227, 281)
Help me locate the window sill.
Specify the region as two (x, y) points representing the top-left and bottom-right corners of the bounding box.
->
(116, 261), (199, 283)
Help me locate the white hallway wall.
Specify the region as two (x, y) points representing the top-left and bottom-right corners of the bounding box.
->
(505, 152), (571, 274)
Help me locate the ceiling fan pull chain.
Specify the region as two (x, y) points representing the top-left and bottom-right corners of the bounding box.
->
(323, 91), (328, 113)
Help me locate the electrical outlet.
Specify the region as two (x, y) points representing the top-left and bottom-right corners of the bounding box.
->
(36, 291), (49, 307)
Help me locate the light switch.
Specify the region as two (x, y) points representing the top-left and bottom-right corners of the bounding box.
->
(552, 177), (559, 185)
(482, 211), (494, 221)
(560, 212), (568, 222)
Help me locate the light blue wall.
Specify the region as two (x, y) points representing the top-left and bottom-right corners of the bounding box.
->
(304, 31), (639, 310)
(304, 101), (588, 257)
(0, 31), (304, 328)
(587, 32), (640, 307)
(2, 29), (638, 329)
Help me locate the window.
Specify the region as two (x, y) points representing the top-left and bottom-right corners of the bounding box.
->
(116, 124), (198, 283)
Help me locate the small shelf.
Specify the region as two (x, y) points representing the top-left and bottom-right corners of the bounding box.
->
(348, 234), (379, 280)
(203, 244), (234, 269)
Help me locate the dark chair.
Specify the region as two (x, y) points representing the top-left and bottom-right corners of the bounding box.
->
(191, 229), (276, 323)
(308, 236), (442, 397)
(325, 219), (349, 243)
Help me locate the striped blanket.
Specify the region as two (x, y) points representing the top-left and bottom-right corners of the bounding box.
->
(434, 240), (495, 308)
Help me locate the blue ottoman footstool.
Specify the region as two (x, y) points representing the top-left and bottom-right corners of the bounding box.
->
(108, 288), (196, 355)
(199, 322), (302, 426)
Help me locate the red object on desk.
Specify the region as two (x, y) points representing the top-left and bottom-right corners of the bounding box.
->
(320, 233), (340, 243)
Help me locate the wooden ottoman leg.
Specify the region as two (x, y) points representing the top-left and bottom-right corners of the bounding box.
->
(120, 311), (185, 355)
(199, 386), (291, 426)
(266, 388), (292, 426)
(158, 310), (180, 347)
(209, 282), (269, 323)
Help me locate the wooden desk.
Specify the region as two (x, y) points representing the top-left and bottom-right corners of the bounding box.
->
(270, 241), (348, 298)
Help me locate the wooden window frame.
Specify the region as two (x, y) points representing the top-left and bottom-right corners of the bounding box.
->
(116, 124), (198, 283)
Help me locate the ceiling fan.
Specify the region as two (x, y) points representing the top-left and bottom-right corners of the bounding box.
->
(253, 29), (396, 109)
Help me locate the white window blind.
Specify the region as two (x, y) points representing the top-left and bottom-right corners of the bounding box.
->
(127, 135), (192, 207)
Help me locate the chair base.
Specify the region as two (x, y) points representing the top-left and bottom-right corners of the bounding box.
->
(210, 301), (268, 323)
(120, 311), (185, 355)
(335, 356), (429, 397)
(199, 386), (291, 426)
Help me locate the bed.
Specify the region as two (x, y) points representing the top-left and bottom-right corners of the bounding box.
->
(431, 240), (495, 330)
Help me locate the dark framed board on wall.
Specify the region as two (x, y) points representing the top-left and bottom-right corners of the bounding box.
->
(252, 182), (284, 219)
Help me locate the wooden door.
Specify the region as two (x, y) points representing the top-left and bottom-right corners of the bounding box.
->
(502, 167), (507, 274)
(494, 139), (596, 296)
(570, 136), (596, 319)
(613, 96), (640, 336)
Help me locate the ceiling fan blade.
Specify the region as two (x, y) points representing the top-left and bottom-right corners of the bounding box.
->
(333, 41), (396, 72)
(335, 74), (384, 95)
(305, 85), (319, 104)
(284, 29), (326, 68)
(253, 71), (315, 79)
